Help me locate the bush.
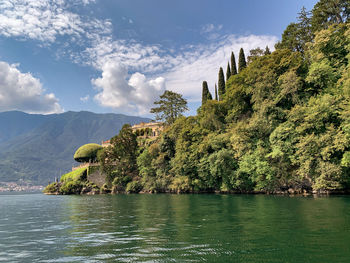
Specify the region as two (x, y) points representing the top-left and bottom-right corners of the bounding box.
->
(60, 167), (87, 182)
(126, 181), (143, 193)
(43, 182), (58, 194)
(169, 176), (191, 193)
(60, 181), (84, 194)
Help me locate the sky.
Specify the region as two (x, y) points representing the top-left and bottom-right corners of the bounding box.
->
(0, 0), (318, 117)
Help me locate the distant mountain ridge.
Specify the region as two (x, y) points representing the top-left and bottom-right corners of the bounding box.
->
(0, 111), (150, 185)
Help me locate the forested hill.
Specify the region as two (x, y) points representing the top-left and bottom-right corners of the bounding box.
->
(98, 0), (350, 194)
(0, 111), (149, 185)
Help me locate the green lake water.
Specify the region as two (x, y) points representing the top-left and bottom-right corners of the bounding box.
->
(1, 193), (350, 262)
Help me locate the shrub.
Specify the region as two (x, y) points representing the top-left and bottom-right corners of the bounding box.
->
(126, 181), (143, 193)
(60, 167), (87, 182)
(60, 181), (84, 194)
(43, 182), (58, 194)
(169, 176), (191, 193)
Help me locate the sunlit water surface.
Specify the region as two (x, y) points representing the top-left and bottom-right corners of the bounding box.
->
(1, 193), (350, 262)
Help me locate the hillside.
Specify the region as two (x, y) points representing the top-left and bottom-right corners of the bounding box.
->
(0, 111), (149, 185)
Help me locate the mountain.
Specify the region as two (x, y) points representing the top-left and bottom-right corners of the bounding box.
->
(0, 111), (150, 185)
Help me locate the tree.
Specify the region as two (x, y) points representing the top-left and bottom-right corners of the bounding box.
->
(215, 84), (218, 101)
(264, 46), (271, 55)
(218, 67), (225, 101)
(73, 143), (103, 163)
(202, 81), (212, 105)
(312, 0), (350, 32)
(275, 7), (312, 53)
(238, 48), (247, 72)
(150, 90), (188, 125)
(226, 62), (231, 81)
(99, 124), (138, 185)
(247, 47), (264, 64)
(231, 52), (238, 75)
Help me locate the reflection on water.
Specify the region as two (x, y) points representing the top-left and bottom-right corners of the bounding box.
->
(1, 193), (350, 262)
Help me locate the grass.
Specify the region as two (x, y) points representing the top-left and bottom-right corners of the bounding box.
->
(60, 167), (87, 182)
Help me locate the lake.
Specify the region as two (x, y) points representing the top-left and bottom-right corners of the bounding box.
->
(0, 193), (350, 262)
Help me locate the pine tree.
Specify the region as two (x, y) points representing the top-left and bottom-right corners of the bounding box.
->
(215, 84), (218, 101)
(202, 81), (211, 105)
(231, 52), (237, 75)
(218, 67), (225, 101)
(238, 48), (247, 72)
(264, 46), (271, 55)
(226, 62), (231, 81)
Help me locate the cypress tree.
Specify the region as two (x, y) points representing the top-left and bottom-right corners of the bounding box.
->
(215, 84), (218, 101)
(207, 90), (213, 100)
(226, 62), (231, 81)
(238, 48), (247, 72)
(202, 81), (212, 104)
(218, 67), (225, 101)
(231, 52), (237, 75)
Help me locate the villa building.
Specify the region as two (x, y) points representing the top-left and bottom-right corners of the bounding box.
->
(131, 122), (164, 137)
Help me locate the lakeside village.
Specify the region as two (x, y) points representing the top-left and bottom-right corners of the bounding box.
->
(0, 181), (44, 192)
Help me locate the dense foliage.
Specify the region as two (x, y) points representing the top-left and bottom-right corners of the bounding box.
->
(150, 90), (188, 125)
(73, 143), (103, 163)
(129, 2), (350, 194)
(46, 0), (350, 195)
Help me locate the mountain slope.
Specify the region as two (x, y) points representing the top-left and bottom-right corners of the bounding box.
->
(0, 111), (150, 184)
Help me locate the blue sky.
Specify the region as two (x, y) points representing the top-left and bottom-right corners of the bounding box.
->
(0, 0), (318, 117)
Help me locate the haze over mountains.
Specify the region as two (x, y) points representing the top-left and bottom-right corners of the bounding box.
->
(0, 111), (149, 185)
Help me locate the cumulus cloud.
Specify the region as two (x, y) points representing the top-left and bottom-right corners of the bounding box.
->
(92, 61), (165, 115)
(0, 61), (63, 114)
(0, 0), (111, 43)
(0, 0), (279, 114)
(88, 34), (278, 113)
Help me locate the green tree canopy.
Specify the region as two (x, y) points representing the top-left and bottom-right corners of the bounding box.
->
(238, 48), (247, 72)
(312, 0), (349, 32)
(150, 90), (188, 125)
(74, 143), (103, 163)
(218, 67), (225, 101)
(231, 52), (238, 75)
(226, 62), (231, 81)
(99, 124), (138, 185)
(202, 81), (212, 105)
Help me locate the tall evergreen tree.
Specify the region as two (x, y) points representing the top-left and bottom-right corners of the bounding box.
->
(231, 52), (237, 75)
(218, 67), (225, 101)
(226, 62), (231, 81)
(202, 81), (212, 105)
(264, 46), (271, 55)
(215, 84), (218, 101)
(238, 48), (247, 72)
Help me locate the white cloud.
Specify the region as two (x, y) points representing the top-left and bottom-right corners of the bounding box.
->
(80, 94), (89, 102)
(88, 34), (278, 113)
(0, 0), (279, 114)
(0, 0), (111, 43)
(92, 61), (165, 115)
(163, 34), (279, 101)
(0, 61), (63, 114)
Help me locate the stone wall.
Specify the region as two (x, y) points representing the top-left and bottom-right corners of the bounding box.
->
(87, 167), (106, 188)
